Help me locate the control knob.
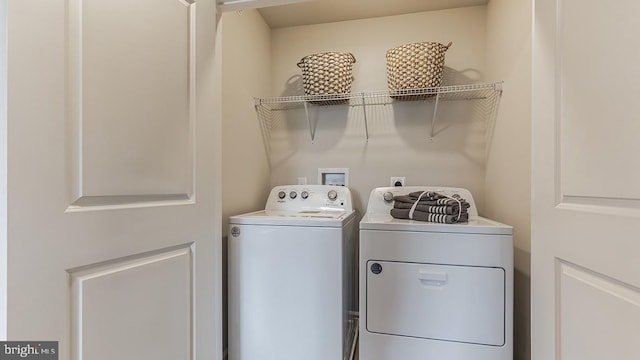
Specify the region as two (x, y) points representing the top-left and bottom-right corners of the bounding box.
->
(278, 191), (286, 199)
(383, 191), (394, 202)
(301, 191), (309, 199)
(327, 189), (338, 201)
(289, 191), (297, 199)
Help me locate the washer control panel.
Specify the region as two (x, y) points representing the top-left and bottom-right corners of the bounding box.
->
(266, 185), (353, 211)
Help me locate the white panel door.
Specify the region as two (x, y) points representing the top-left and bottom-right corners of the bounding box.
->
(532, 1), (640, 359)
(2, 0), (222, 359)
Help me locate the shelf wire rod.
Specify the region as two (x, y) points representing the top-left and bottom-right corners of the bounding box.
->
(255, 104), (273, 163)
(362, 94), (369, 140)
(484, 90), (503, 159)
(430, 91), (441, 139)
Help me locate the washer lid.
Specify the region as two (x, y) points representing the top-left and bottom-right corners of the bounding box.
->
(359, 212), (512, 235)
(229, 209), (356, 227)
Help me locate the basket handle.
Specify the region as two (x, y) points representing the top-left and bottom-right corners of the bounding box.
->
(296, 52), (357, 68)
(444, 41), (453, 50)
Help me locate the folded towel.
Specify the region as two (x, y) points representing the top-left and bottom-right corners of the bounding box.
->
(390, 190), (469, 223)
(408, 191), (457, 200)
(393, 191), (469, 207)
(390, 208), (469, 224)
(393, 201), (469, 215)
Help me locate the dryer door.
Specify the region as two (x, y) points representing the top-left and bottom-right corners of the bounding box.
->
(366, 261), (505, 346)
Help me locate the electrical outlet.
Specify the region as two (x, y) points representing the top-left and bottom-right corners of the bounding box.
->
(390, 177), (405, 187)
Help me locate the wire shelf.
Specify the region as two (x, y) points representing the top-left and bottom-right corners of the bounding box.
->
(255, 82), (502, 110)
(254, 81), (503, 148)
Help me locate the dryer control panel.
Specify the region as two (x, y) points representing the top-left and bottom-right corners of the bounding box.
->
(266, 185), (353, 212)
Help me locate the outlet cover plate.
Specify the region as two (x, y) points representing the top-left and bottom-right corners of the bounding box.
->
(390, 177), (405, 187)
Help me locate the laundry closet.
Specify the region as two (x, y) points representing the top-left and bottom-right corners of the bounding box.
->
(220, 1), (531, 360)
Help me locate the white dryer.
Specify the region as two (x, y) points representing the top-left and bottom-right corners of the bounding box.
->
(228, 185), (358, 360)
(359, 186), (513, 360)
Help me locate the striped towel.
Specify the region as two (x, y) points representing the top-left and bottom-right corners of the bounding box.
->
(392, 201), (469, 215)
(390, 208), (469, 224)
(390, 191), (469, 224)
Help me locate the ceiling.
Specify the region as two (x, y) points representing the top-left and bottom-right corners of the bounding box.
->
(257, 0), (489, 29)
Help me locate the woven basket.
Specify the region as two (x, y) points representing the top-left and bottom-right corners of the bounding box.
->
(386, 41), (452, 99)
(297, 52), (356, 104)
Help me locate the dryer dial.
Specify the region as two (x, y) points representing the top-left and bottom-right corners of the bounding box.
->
(328, 190), (338, 201)
(301, 191), (309, 199)
(290, 191), (297, 199)
(278, 191), (286, 199)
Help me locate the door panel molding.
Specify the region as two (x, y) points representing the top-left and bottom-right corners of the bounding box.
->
(557, 260), (640, 359)
(68, 243), (195, 360)
(555, 0), (640, 215)
(66, 194), (193, 212)
(66, 0), (196, 209)
(555, 0), (640, 205)
(558, 195), (640, 218)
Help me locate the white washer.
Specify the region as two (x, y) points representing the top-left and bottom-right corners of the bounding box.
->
(228, 185), (358, 360)
(359, 186), (513, 360)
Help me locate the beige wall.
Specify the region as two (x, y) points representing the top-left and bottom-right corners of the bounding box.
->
(268, 6), (491, 215)
(485, 1), (532, 360)
(221, 10), (272, 234)
(220, 10), (272, 357)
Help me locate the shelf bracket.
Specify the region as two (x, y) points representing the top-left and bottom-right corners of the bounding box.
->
(362, 94), (369, 140)
(430, 91), (441, 139)
(303, 100), (314, 142)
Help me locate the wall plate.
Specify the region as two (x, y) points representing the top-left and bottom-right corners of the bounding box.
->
(318, 168), (349, 187)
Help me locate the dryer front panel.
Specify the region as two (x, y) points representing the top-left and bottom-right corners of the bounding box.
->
(366, 260), (505, 346)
